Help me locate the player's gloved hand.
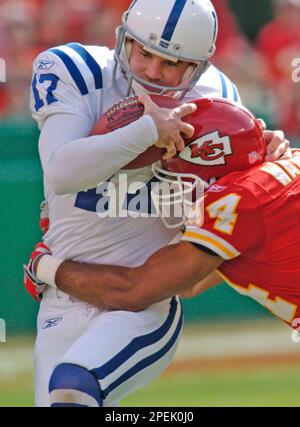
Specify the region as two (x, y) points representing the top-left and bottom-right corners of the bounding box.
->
(23, 242), (52, 301)
(23, 200), (51, 301)
(256, 119), (292, 161)
(40, 200), (49, 235)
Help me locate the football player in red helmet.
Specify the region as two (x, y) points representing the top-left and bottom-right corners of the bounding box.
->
(152, 97), (266, 228)
(25, 98), (300, 331)
(157, 97), (266, 182)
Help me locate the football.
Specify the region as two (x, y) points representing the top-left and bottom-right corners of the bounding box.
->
(90, 94), (181, 169)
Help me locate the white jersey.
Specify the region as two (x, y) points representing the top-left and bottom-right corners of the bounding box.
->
(30, 43), (241, 267)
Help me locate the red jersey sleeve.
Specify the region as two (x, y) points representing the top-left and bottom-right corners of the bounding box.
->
(182, 184), (264, 260)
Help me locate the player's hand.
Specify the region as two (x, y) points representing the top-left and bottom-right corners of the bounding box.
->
(23, 242), (52, 301)
(256, 119), (291, 161)
(40, 200), (49, 235)
(138, 94), (197, 160)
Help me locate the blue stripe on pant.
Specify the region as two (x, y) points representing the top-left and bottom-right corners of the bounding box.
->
(51, 403), (89, 407)
(92, 297), (183, 401)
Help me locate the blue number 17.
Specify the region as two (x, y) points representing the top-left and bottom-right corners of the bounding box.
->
(32, 73), (59, 112)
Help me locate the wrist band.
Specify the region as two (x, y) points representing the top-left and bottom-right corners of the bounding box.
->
(36, 255), (64, 288)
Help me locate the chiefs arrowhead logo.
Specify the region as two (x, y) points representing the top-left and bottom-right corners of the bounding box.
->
(180, 131), (232, 166)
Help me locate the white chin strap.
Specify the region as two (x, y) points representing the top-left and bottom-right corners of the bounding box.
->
(131, 80), (157, 96)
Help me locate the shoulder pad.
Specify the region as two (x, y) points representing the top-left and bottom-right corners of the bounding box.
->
(34, 43), (105, 96)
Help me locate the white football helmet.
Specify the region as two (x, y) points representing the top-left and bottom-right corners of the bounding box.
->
(113, 0), (218, 98)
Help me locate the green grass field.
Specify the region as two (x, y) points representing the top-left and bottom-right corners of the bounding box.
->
(1, 332), (300, 407)
(1, 364), (300, 407)
(124, 366), (300, 407)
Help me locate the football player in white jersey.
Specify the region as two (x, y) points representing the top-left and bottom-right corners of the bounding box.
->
(26, 0), (290, 407)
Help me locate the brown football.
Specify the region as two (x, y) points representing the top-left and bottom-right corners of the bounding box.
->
(90, 94), (181, 169)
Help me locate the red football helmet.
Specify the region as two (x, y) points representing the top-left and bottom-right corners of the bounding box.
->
(156, 97), (266, 183)
(151, 98), (266, 228)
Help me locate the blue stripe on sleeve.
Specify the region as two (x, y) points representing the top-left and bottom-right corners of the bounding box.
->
(218, 71), (228, 99)
(217, 69), (240, 102)
(66, 43), (103, 90)
(49, 48), (89, 95)
(232, 82), (239, 102)
(161, 0), (187, 42)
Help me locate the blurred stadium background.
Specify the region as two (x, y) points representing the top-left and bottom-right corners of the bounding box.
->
(1, 0), (300, 406)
